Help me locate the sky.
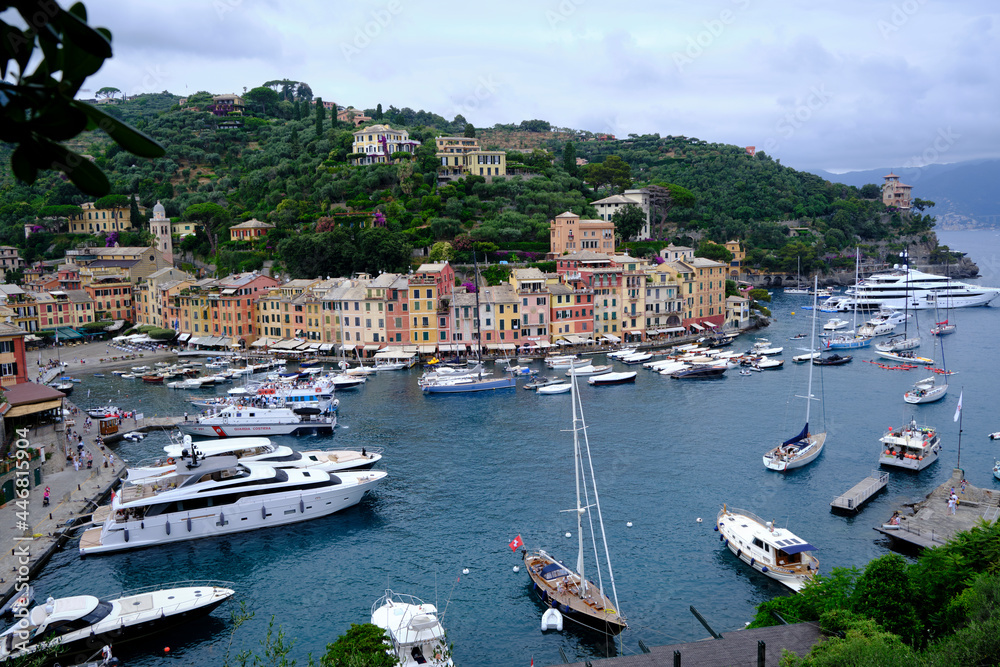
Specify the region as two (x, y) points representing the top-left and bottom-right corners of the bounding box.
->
(70, 0), (1000, 172)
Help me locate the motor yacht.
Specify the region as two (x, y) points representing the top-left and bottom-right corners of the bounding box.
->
(716, 506), (818, 592)
(878, 419), (941, 471)
(79, 457), (386, 555)
(178, 405), (336, 438)
(0, 583), (233, 663)
(845, 266), (1000, 310)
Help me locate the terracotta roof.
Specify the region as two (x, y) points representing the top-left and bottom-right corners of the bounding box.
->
(230, 219), (274, 230)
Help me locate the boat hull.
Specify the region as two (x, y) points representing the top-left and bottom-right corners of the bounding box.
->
(79, 474), (384, 556)
(716, 508), (817, 592)
(903, 384), (948, 404)
(422, 377), (517, 393)
(523, 552), (626, 636)
(763, 433), (826, 472)
(587, 372), (637, 385)
(177, 419), (335, 438)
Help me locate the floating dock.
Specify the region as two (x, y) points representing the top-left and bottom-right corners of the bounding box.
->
(831, 470), (889, 512)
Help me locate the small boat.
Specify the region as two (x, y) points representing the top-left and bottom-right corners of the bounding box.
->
(93, 373), (105, 378)
(565, 364), (612, 377)
(813, 354), (852, 366)
(516, 356), (533, 364)
(739, 369), (753, 376)
(541, 608), (564, 632)
(121, 431), (145, 442)
(524, 377), (561, 390)
(619, 352), (652, 364)
(111, 371), (124, 376)
(716, 505), (818, 592)
(990, 432), (1000, 441)
(670, 366), (726, 379)
(50, 382), (74, 396)
(141, 374), (165, 384)
(994, 460), (1000, 481)
(587, 371), (637, 385)
(904, 376), (948, 404)
(87, 406), (120, 419)
(792, 351), (820, 363)
(755, 358), (784, 369)
(789, 333), (807, 340)
(371, 590), (453, 666)
(930, 320), (956, 336)
(537, 383), (572, 395)
(749, 340), (782, 356)
(878, 419), (941, 471)
(876, 350), (933, 365)
(822, 318), (849, 331)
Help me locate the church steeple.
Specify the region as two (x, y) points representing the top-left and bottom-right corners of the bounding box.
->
(149, 200), (173, 264)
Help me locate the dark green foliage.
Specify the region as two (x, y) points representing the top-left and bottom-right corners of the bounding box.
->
(562, 141), (577, 175)
(612, 203), (646, 242)
(0, 1), (165, 195)
(319, 623), (398, 667)
(245, 87), (279, 116)
(315, 98), (325, 137)
(463, 123), (475, 138)
(583, 155), (632, 193)
(782, 612), (917, 667)
(850, 554), (922, 646)
(482, 263), (511, 285)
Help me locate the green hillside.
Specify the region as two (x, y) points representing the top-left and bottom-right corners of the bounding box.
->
(0, 90), (942, 278)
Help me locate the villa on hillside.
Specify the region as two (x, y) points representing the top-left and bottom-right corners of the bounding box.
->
(352, 125), (421, 165)
(882, 172), (913, 210)
(549, 212), (615, 257)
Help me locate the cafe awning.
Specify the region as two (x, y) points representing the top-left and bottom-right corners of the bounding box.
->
(690, 323), (704, 331)
(664, 327), (685, 333)
(319, 343), (334, 351)
(178, 333), (191, 342)
(418, 345), (436, 354)
(363, 344), (382, 351)
(602, 334), (621, 343)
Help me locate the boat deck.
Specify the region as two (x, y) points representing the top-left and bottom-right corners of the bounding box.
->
(831, 471), (888, 512)
(79, 527), (104, 551)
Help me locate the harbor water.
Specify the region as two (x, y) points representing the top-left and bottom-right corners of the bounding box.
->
(31, 230), (1000, 666)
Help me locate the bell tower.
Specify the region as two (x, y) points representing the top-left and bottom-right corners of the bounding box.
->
(149, 200), (173, 264)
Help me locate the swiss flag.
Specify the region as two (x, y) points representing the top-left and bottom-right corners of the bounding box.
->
(509, 534), (523, 551)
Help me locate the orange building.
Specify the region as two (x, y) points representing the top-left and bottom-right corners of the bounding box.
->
(549, 211), (615, 256)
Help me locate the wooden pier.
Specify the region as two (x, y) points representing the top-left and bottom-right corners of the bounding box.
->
(831, 470), (888, 512)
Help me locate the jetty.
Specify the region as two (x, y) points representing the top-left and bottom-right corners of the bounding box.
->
(874, 468), (999, 549)
(831, 470), (889, 513)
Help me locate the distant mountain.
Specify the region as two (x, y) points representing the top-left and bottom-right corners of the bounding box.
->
(808, 160), (1000, 229)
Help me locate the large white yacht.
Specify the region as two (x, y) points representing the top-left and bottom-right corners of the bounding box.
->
(716, 505), (818, 592)
(126, 436), (382, 481)
(178, 405), (336, 437)
(0, 583), (233, 663)
(844, 266), (1000, 310)
(79, 457), (386, 555)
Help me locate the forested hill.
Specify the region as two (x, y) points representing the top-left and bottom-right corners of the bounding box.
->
(0, 91), (940, 279)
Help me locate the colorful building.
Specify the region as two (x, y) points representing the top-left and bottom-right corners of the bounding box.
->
(0, 322), (28, 386)
(435, 136), (507, 181)
(84, 274), (134, 323)
(882, 172), (913, 210)
(68, 200), (143, 234)
(351, 124), (421, 165)
(229, 219), (274, 241)
(549, 212), (615, 256)
(548, 283), (595, 342)
(509, 268), (550, 346)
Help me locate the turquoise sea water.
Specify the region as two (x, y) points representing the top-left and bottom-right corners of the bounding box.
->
(30, 230), (1000, 666)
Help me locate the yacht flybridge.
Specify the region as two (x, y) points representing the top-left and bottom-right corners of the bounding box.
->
(126, 436), (381, 481)
(79, 456), (386, 555)
(178, 405), (335, 437)
(842, 266), (1000, 310)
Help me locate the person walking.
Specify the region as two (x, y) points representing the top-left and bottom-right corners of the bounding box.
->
(948, 494), (957, 515)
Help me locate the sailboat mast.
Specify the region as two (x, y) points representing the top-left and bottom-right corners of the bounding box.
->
(471, 252), (484, 374)
(806, 277), (818, 424)
(852, 248), (860, 331)
(569, 367), (586, 593)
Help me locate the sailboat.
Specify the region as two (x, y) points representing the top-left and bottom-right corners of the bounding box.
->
(876, 249), (920, 352)
(904, 336), (950, 404)
(521, 368), (627, 636)
(763, 278), (827, 471)
(422, 253), (516, 394)
(930, 266), (957, 335)
(784, 257), (810, 295)
(826, 249), (871, 350)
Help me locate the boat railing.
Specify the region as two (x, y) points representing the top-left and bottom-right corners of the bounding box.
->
(371, 589), (435, 617)
(892, 520), (947, 545)
(117, 580), (234, 598)
(723, 507), (771, 528)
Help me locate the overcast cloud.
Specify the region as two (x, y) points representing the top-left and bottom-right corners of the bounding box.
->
(77, 0), (999, 172)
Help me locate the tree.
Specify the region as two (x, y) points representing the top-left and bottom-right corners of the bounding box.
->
(911, 198), (935, 213)
(96, 86), (121, 100)
(128, 193), (144, 228)
(583, 155), (632, 194)
(245, 86), (279, 115)
(463, 123), (475, 138)
(695, 241), (734, 263)
(859, 183), (881, 199)
(315, 97), (325, 137)
(562, 141), (577, 175)
(851, 554), (922, 646)
(375, 103), (383, 120)
(295, 82), (313, 103)
(0, 1), (165, 195)
(319, 623), (398, 667)
(428, 241), (453, 261)
(183, 202), (231, 258)
(647, 183), (696, 238)
(611, 203), (646, 242)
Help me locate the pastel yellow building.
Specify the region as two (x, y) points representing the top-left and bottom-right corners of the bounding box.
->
(435, 136), (507, 181)
(352, 124), (421, 165)
(69, 200), (143, 234)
